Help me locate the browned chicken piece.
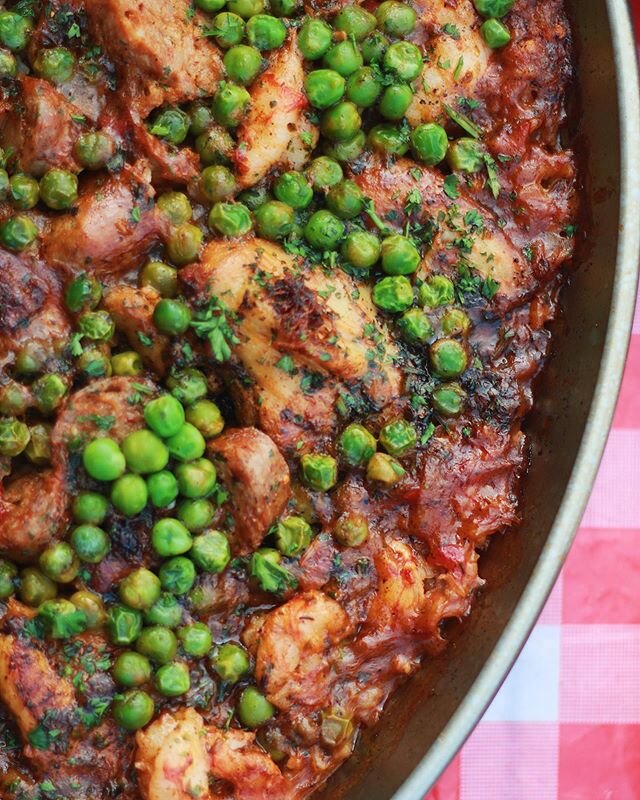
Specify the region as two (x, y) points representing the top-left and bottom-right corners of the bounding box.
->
(0, 77), (83, 177)
(130, 119), (201, 186)
(254, 590), (350, 711)
(84, 0), (223, 116)
(182, 237), (403, 454)
(234, 33), (317, 188)
(351, 155), (536, 310)
(43, 163), (169, 277)
(207, 427), (291, 554)
(103, 285), (171, 375)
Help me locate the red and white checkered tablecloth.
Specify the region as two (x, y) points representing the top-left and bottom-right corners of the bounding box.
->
(425, 9), (640, 794)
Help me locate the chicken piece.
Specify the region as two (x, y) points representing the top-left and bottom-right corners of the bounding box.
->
(406, 0), (490, 127)
(207, 427), (291, 555)
(0, 633), (75, 740)
(208, 727), (288, 800)
(136, 708), (211, 800)
(0, 77), (83, 177)
(84, 0), (223, 116)
(255, 590), (349, 710)
(43, 163), (168, 277)
(234, 33), (316, 188)
(130, 119), (200, 186)
(52, 376), (156, 452)
(351, 155), (533, 310)
(103, 285), (170, 375)
(182, 237), (402, 453)
(0, 467), (68, 563)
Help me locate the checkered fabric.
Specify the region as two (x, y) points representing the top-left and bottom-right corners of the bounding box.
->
(425, 9), (640, 789)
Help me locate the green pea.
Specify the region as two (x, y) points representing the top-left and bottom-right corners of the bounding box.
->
(473, 0), (515, 18)
(74, 131), (116, 170)
(0, 12), (31, 51)
(76, 348), (112, 379)
(39, 542), (79, 583)
(155, 661), (191, 696)
(361, 31), (389, 64)
(201, 165), (236, 204)
(323, 39), (363, 77)
(323, 130), (366, 162)
(83, 438), (126, 481)
(148, 107), (190, 145)
(177, 498), (215, 532)
(238, 686), (275, 728)
(383, 41), (423, 81)
(228, 0), (264, 16)
(304, 209), (345, 251)
(159, 557), (197, 594)
(153, 298), (193, 335)
(375, 1), (417, 36)
(18, 568), (57, 607)
(0, 169), (8, 200)
(143, 394), (184, 438)
(411, 123), (448, 165)
(9, 173), (39, 210)
(237, 185), (270, 210)
(0, 49), (17, 78)
(338, 423), (376, 466)
(326, 180), (363, 219)
(270, 0), (299, 15)
(14, 341), (46, 376)
(111, 473), (149, 517)
(275, 516), (312, 556)
(305, 156), (343, 190)
(176, 458), (217, 499)
(178, 622), (212, 656)
(136, 625), (178, 664)
(196, 0), (227, 10)
(366, 451), (405, 485)
(398, 307), (434, 343)
(379, 418), (417, 456)
(111, 351), (143, 377)
(340, 230), (381, 269)
(120, 568), (161, 611)
(481, 18), (511, 47)
(418, 274), (454, 308)
(188, 103), (215, 137)
(298, 18), (332, 60)
(70, 524), (110, 563)
(188, 529), (230, 574)
(167, 368), (209, 407)
(186, 399), (224, 438)
(112, 651), (152, 688)
(32, 373), (67, 415)
(209, 201), (253, 236)
(430, 337), (468, 378)
(151, 518), (193, 558)
(122, 429), (169, 475)
(166, 423), (206, 462)
(211, 642), (249, 682)
(157, 192), (192, 226)
(246, 14), (286, 49)
(139, 262), (177, 300)
(25, 423), (52, 465)
(379, 83), (413, 120)
(224, 45), (262, 85)
(166, 223), (203, 266)
(0, 559), (17, 599)
(321, 101), (362, 142)
(40, 167), (78, 210)
(300, 453), (337, 491)
(37, 598), (87, 639)
(147, 471), (180, 509)
(78, 310), (115, 341)
(254, 200), (295, 240)
(0, 215), (37, 251)
(367, 123), (409, 156)
(145, 593), (183, 627)
(196, 125), (235, 164)
(210, 11), (246, 48)
(346, 66), (382, 108)
(112, 690), (154, 730)
(431, 381), (466, 416)
(333, 512), (369, 547)
(334, 5), (376, 40)
(372, 275), (414, 313)
(304, 68), (345, 110)
(65, 273), (102, 313)
(33, 46), (75, 82)
(381, 234), (420, 275)
(70, 590), (106, 629)
(447, 137), (485, 172)
(0, 381), (29, 417)
(441, 308), (471, 336)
